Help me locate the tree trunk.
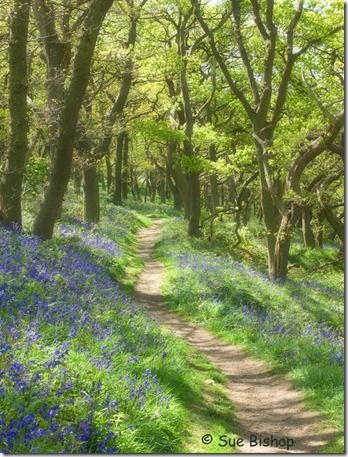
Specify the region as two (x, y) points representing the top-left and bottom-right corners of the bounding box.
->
(253, 135), (279, 278)
(73, 168), (82, 194)
(322, 206), (344, 244)
(83, 165), (100, 223)
(159, 179), (166, 203)
(271, 205), (300, 281)
(33, 0), (114, 239)
(166, 166), (182, 211)
(315, 209), (324, 248)
(133, 170), (141, 201)
(209, 145), (219, 214)
(122, 133), (128, 200)
(302, 205), (315, 248)
(148, 171), (156, 202)
(188, 172), (200, 237)
(0, 0), (30, 227)
(113, 131), (124, 205)
(33, 0), (69, 163)
(106, 155), (112, 193)
(172, 186), (182, 211)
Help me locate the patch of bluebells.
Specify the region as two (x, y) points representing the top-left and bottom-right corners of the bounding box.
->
(56, 223), (122, 258)
(0, 220), (177, 453)
(169, 251), (344, 368)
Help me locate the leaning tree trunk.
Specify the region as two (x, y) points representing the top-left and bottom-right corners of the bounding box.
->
(272, 205), (300, 281)
(302, 205), (315, 248)
(83, 164), (100, 223)
(0, 0), (30, 227)
(322, 206), (344, 244)
(113, 131), (124, 205)
(33, 0), (114, 240)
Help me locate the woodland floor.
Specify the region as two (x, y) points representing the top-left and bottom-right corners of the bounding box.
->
(134, 220), (338, 454)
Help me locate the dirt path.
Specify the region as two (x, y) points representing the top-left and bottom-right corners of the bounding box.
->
(134, 220), (336, 454)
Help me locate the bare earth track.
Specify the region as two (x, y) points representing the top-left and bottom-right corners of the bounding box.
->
(134, 220), (336, 454)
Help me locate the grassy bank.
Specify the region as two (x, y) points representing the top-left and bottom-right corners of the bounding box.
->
(155, 217), (344, 453)
(0, 203), (239, 453)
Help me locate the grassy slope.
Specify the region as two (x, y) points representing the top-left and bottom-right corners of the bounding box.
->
(155, 217), (344, 453)
(0, 198), (240, 453)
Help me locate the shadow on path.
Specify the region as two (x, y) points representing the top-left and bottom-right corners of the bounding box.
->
(134, 220), (338, 454)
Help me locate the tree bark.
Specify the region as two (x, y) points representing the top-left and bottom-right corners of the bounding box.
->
(188, 172), (201, 237)
(113, 131), (124, 205)
(33, 0), (114, 239)
(302, 205), (315, 248)
(33, 0), (70, 162)
(166, 164), (182, 211)
(315, 209), (324, 248)
(106, 155), (112, 193)
(0, 0), (30, 227)
(209, 144), (219, 214)
(272, 205), (300, 281)
(122, 133), (129, 200)
(83, 165), (100, 223)
(322, 206), (344, 243)
(73, 168), (82, 194)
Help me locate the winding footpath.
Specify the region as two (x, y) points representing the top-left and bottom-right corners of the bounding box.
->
(134, 220), (336, 454)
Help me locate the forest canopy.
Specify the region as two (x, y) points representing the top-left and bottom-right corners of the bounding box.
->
(0, 0), (344, 281)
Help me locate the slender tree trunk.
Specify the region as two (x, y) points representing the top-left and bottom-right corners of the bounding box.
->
(0, 0), (30, 227)
(188, 172), (200, 237)
(254, 136), (279, 278)
(106, 155), (112, 194)
(315, 209), (324, 248)
(122, 133), (128, 200)
(302, 205), (315, 248)
(209, 144), (219, 214)
(33, 0), (114, 239)
(134, 177), (141, 200)
(179, 14), (200, 236)
(149, 171), (156, 202)
(166, 166), (182, 211)
(99, 167), (106, 191)
(73, 168), (82, 194)
(159, 179), (166, 203)
(83, 165), (100, 223)
(113, 131), (124, 205)
(166, 140), (185, 212)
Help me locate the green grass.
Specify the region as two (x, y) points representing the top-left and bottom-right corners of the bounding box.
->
(155, 217), (344, 453)
(1, 197), (240, 453)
